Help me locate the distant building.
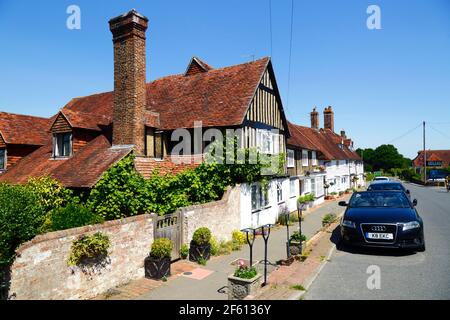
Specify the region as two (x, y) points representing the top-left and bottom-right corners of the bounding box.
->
(412, 150), (450, 179)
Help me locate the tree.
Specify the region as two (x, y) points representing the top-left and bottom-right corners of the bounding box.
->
(357, 144), (411, 172)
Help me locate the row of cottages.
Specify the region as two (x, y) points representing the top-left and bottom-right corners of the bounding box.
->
(0, 9), (363, 229)
(286, 107), (364, 211)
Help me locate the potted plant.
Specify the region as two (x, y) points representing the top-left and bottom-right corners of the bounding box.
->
(189, 227), (212, 263)
(289, 231), (307, 256)
(228, 260), (262, 300)
(144, 238), (173, 280)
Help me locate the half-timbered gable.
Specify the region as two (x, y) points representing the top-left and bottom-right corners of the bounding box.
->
(242, 63), (288, 155)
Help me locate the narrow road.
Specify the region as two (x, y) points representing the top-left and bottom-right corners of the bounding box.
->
(305, 183), (450, 299)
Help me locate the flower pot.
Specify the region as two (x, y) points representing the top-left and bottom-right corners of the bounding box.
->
(144, 256), (171, 280)
(289, 240), (303, 256)
(189, 241), (211, 262)
(228, 273), (263, 300)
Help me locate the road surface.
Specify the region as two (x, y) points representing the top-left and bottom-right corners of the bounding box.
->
(305, 182), (450, 300)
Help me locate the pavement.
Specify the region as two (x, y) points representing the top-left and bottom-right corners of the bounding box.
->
(304, 182), (450, 300)
(94, 195), (348, 300)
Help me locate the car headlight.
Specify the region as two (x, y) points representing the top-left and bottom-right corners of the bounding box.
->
(342, 220), (356, 228)
(402, 221), (420, 231)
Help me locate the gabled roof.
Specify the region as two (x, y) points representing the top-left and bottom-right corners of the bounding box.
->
(184, 56), (214, 76)
(59, 57), (272, 131)
(413, 150), (450, 166)
(0, 133), (131, 188)
(287, 122), (361, 161)
(0, 112), (52, 145)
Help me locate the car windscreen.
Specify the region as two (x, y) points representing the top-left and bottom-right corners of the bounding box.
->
(349, 192), (411, 208)
(367, 184), (404, 191)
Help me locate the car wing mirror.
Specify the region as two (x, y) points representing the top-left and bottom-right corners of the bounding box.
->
(338, 201), (348, 207)
(406, 190), (410, 195)
(412, 199), (418, 207)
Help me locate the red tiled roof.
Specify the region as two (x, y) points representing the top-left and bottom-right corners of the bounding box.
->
(413, 150), (450, 167)
(59, 57), (271, 131)
(0, 112), (52, 145)
(0, 133), (131, 188)
(287, 122), (361, 161)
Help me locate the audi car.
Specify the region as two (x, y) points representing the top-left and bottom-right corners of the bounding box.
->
(367, 181), (411, 198)
(339, 191), (425, 251)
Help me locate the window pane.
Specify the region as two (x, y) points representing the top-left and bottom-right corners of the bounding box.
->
(63, 134), (71, 156)
(251, 185), (258, 211)
(0, 149), (5, 169)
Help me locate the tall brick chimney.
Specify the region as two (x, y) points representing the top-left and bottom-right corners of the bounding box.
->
(324, 106), (334, 132)
(109, 9), (148, 154)
(310, 107), (319, 130)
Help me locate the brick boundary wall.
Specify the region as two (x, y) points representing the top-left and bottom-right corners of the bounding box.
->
(179, 185), (241, 244)
(8, 214), (154, 300)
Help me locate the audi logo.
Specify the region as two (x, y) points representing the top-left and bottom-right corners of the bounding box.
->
(371, 225), (387, 232)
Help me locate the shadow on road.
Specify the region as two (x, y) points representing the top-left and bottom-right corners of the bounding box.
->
(329, 225), (416, 257)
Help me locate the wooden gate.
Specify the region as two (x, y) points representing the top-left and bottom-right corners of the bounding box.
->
(154, 212), (182, 261)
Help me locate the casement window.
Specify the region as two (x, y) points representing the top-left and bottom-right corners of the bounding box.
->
(287, 149), (295, 168)
(311, 151), (318, 166)
(289, 179), (297, 197)
(311, 178), (316, 195)
(302, 150), (309, 166)
(0, 148), (6, 170)
(316, 177), (324, 197)
(276, 182), (283, 203)
(256, 129), (279, 155)
(53, 133), (72, 158)
(251, 183), (269, 212)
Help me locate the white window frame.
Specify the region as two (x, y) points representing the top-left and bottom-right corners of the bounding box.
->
(302, 150), (309, 166)
(276, 182), (283, 203)
(311, 151), (317, 166)
(287, 149), (295, 168)
(53, 133), (72, 158)
(251, 183), (270, 212)
(289, 179), (297, 198)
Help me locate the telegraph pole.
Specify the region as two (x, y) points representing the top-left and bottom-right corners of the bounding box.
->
(423, 121), (427, 184)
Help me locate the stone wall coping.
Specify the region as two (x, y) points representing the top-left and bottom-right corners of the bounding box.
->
(16, 213), (155, 254)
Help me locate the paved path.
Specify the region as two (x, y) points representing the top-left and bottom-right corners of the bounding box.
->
(99, 197), (347, 300)
(305, 183), (450, 300)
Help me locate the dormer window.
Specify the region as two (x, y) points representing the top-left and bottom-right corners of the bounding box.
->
(53, 133), (72, 158)
(0, 148), (6, 170)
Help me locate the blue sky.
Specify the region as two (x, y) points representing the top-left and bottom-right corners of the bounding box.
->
(0, 0), (449, 158)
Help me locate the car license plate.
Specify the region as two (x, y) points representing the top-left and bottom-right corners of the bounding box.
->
(366, 232), (393, 240)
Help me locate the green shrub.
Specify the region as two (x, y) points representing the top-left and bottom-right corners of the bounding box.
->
(46, 203), (104, 232)
(180, 244), (189, 259)
(67, 232), (110, 266)
(322, 214), (337, 227)
(87, 154), (149, 220)
(232, 230), (246, 245)
(25, 176), (74, 213)
(234, 266), (258, 279)
(197, 257), (207, 266)
(150, 238), (173, 259)
(210, 237), (220, 256)
(231, 240), (242, 251)
(192, 227), (212, 246)
(290, 231), (307, 243)
(217, 240), (233, 255)
(0, 184), (46, 265)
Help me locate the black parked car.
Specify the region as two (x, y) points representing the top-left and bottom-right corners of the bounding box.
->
(367, 181), (411, 198)
(339, 191), (425, 251)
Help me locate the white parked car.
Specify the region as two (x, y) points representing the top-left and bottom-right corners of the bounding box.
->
(373, 176), (390, 181)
